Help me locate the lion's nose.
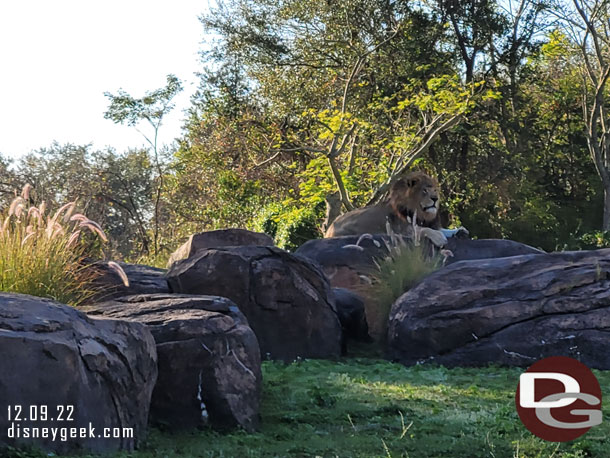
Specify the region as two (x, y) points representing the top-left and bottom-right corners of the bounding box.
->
(431, 196), (438, 203)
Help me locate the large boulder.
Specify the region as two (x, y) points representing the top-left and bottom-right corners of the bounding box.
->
(0, 293), (157, 454)
(444, 237), (544, 265)
(168, 229), (274, 267)
(296, 235), (392, 278)
(87, 261), (170, 303)
(388, 249), (610, 369)
(167, 246), (342, 362)
(82, 293), (261, 432)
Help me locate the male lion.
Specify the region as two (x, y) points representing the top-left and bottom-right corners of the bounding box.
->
(325, 171), (460, 246)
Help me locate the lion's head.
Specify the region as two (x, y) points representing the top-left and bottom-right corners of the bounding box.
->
(389, 171), (441, 228)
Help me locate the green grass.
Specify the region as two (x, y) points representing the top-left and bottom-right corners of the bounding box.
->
(21, 358), (608, 458)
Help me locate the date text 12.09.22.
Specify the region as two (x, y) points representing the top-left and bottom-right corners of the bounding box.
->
(7, 405), (74, 422)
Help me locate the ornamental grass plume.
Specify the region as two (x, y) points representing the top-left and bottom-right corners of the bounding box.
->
(0, 185), (127, 306)
(366, 226), (443, 339)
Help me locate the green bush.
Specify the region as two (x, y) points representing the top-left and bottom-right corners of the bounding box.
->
(575, 230), (610, 249)
(254, 201), (324, 251)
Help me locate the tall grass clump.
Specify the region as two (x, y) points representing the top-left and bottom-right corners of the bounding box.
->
(0, 185), (122, 306)
(367, 225), (446, 338)
(373, 238), (443, 308)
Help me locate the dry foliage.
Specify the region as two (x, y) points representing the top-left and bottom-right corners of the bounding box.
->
(0, 185), (127, 306)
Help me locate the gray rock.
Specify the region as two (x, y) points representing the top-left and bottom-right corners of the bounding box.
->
(296, 235), (397, 273)
(86, 261), (169, 303)
(167, 246), (342, 362)
(82, 293), (261, 432)
(332, 288), (370, 352)
(0, 293), (157, 454)
(168, 229), (274, 267)
(388, 249), (610, 369)
(444, 238), (544, 264)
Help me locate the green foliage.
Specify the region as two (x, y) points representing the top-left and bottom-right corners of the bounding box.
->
(576, 231), (610, 249)
(8, 1), (610, 263)
(104, 74), (183, 128)
(0, 153), (18, 209)
(0, 187), (108, 306)
(37, 359), (610, 458)
(14, 144), (158, 258)
(254, 200), (323, 251)
(541, 29), (573, 61)
(104, 75), (184, 257)
(182, 0), (603, 250)
(166, 99), (297, 239)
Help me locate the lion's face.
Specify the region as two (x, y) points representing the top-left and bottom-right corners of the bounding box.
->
(390, 172), (440, 226)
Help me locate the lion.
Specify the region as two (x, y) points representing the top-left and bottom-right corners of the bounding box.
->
(325, 171), (463, 246)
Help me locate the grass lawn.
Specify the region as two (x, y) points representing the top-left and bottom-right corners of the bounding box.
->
(125, 357), (609, 458)
(15, 357), (610, 458)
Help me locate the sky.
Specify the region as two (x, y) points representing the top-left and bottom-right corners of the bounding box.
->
(0, 1), (210, 159)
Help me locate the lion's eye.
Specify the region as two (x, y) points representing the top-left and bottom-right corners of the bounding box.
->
(423, 189), (428, 195)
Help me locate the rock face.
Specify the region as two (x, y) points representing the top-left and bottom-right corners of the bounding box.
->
(444, 238), (544, 265)
(168, 229), (274, 267)
(388, 249), (610, 369)
(0, 293), (157, 454)
(87, 261), (169, 303)
(296, 235), (393, 276)
(332, 288), (370, 350)
(167, 246), (342, 361)
(82, 294), (261, 432)
(296, 235), (408, 340)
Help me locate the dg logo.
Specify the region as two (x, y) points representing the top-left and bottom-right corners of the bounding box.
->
(515, 356), (603, 442)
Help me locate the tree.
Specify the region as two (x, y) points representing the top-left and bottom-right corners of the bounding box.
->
(12, 143), (156, 257)
(548, 0), (610, 230)
(93, 150), (155, 255)
(196, 0), (471, 212)
(104, 74), (183, 254)
(0, 154), (18, 208)
(172, 0), (606, 251)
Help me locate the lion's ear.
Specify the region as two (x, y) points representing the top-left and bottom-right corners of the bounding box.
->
(393, 178), (408, 191)
(406, 177), (419, 188)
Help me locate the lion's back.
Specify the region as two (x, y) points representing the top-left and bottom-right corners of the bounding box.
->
(325, 204), (399, 237)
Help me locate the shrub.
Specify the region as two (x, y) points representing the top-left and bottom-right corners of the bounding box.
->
(0, 185), (125, 306)
(575, 230), (610, 249)
(254, 201), (323, 251)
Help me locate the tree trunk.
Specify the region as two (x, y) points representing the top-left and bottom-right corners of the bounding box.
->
(322, 192), (342, 233)
(602, 183), (610, 232)
(328, 155), (354, 211)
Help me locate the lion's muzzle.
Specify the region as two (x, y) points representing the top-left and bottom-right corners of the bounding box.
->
(421, 202), (438, 215)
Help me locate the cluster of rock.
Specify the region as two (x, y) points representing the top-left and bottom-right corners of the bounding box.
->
(296, 234), (610, 369)
(295, 235), (545, 340)
(0, 293), (157, 454)
(3, 226), (610, 454)
(0, 229), (343, 454)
